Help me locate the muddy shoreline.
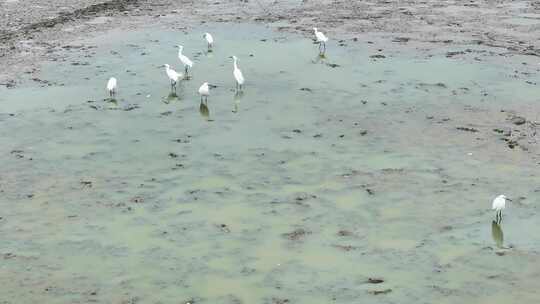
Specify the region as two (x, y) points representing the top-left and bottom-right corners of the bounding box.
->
(1, 0), (539, 83)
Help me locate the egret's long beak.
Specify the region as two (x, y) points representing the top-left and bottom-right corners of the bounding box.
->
(506, 198), (513, 202)
(209, 84), (218, 89)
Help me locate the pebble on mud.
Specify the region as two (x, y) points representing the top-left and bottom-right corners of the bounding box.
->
(367, 278), (384, 284)
(337, 230), (353, 237)
(510, 116), (526, 125)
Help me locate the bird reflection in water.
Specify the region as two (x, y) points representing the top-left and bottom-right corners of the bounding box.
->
(232, 90), (244, 113)
(163, 92), (178, 104)
(312, 52), (327, 64)
(491, 220), (504, 249)
(199, 101), (210, 120)
(107, 98), (118, 106)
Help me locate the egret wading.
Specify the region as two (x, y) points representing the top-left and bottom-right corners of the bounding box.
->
(198, 82), (210, 103)
(313, 27), (328, 55)
(107, 77), (117, 97)
(492, 194), (512, 223)
(163, 64), (182, 92)
(203, 33), (214, 51)
(230, 55), (245, 92)
(177, 45), (193, 78)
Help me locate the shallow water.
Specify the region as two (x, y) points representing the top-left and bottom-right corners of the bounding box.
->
(1, 24), (540, 303)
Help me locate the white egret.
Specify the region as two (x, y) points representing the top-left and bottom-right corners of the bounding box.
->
(198, 82), (210, 103)
(203, 33), (214, 51)
(177, 45), (193, 78)
(492, 194), (512, 223)
(230, 55), (245, 92)
(107, 77), (117, 97)
(163, 64), (182, 91)
(313, 27), (328, 55)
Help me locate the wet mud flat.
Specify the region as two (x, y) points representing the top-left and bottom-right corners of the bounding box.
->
(1, 1), (540, 304)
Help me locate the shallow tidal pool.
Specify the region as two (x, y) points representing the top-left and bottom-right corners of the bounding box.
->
(1, 24), (540, 303)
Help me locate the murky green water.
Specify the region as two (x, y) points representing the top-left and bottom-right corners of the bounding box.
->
(1, 24), (540, 303)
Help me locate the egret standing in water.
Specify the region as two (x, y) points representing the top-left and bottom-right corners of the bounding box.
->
(492, 194), (511, 223)
(177, 45), (193, 78)
(230, 55), (245, 92)
(198, 82), (210, 103)
(203, 33), (214, 51)
(107, 77), (117, 98)
(313, 27), (328, 55)
(163, 64), (182, 92)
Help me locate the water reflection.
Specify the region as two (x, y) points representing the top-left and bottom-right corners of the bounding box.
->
(232, 90), (244, 113)
(491, 220), (504, 248)
(312, 53), (327, 64)
(163, 92), (178, 104)
(199, 101), (209, 119)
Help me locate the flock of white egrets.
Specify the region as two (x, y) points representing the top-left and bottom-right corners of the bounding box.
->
(105, 29), (510, 223)
(105, 28), (329, 103)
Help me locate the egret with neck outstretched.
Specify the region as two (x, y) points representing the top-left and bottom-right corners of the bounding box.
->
(177, 45), (193, 78)
(230, 56), (244, 92)
(163, 64), (182, 92)
(203, 33), (214, 51)
(313, 27), (328, 55)
(492, 194), (512, 223)
(107, 77), (117, 98)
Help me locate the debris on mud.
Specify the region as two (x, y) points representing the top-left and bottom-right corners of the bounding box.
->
(392, 37), (410, 43)
(217, 223), (230, 233)
(368, 289), (392, 295)
(333, 244), (358, 251)
(456, 126), (479, 133)
(283, 228), (311, 241)
(80, 180), (93, 188)
(130, 196), (144, 203)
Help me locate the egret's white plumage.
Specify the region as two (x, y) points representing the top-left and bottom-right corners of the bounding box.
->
(164, 64), (182, 91)
(313, 27), (328, 43)
(203, 33), (214, 49)
(198, 82), (210, 102)
(107, 77), (117, 97)
(313, 27), (328, 55)
(231, 55), (244, 91)
(177, 45), (193, 77)
(492, 194), (510, 223)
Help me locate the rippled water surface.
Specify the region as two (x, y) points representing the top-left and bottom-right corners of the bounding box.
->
(1, 24), (539, 303)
